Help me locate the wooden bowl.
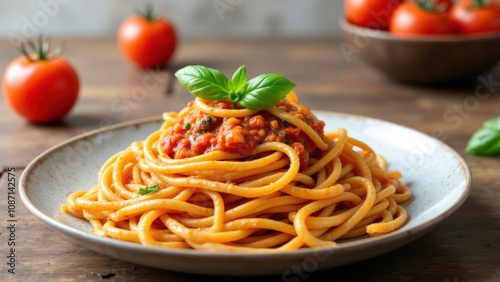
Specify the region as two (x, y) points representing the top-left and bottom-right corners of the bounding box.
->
(339, 18), (500, 84)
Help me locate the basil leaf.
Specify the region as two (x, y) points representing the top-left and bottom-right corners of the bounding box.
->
(465, 126), (500, 156)
(228, 91), (239, 102)
(174, 65), (297, 110)
(239, 74), (296, 110)
(230, 65), (247, 93)
(175, 65), (230, 101)
(483, 116), (500, 131)
(139, 184), (159, 195)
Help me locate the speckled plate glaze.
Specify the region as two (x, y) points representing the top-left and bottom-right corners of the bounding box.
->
(20, 112), (471, 275)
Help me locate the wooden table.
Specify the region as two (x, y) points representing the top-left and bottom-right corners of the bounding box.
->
(1, 38), (499, 281)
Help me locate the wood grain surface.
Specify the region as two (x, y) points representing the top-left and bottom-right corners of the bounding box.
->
(0, 38), (499, 281)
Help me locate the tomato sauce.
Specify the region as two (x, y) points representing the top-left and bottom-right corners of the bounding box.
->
(161, 99), (325, 170)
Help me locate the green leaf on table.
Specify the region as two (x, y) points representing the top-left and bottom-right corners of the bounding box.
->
(465, 116), (500, 156)
(483, 116), (500, 131)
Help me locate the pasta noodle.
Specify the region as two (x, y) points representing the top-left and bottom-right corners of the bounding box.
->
(63, 93), (410, 252)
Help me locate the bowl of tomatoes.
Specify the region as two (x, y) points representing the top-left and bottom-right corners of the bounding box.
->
(340, 0), (500, 84)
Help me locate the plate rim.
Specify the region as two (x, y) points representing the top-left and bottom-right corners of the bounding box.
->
(19, 111), (472, 261)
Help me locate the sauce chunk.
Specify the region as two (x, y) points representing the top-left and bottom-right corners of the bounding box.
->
(161, 98), (325, 169)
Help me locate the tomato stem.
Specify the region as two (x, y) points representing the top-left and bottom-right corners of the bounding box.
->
(37, 35), (45, 60)
(18, 44), (34, 62)
(472, 0), (490, 7)
(415, 0), (448, 12)
(137, 4), (158, 21)
(15, 35), (65, 62)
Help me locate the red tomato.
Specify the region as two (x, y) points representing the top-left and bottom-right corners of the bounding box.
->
(345, 0), (404, 30)
(389, 1), (455, 35)
(2, 54), (79, 123)
(450, 0), (500, 34)
(118, 14), (177, 69)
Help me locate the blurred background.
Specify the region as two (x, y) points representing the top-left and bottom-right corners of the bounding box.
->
(0, 0), (344, 39)
(1, 1), (500, 281)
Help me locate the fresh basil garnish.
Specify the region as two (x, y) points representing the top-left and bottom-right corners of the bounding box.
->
(239, 74), (296, 110)
(175, 65), (296, 110)
(230, 65), (247, 93)
(465, 116), (500, 156)
(139, 184), (159, 195)
(174, 65), (230, 101)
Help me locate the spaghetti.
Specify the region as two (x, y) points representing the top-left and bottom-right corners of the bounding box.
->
(63, 92), (411, 252)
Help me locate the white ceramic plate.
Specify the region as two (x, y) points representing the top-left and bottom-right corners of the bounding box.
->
(20, 111), (471, 275)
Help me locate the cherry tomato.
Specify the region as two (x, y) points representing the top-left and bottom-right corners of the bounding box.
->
(345, 0), (404, 30)
(2, 37), (79, 123)
(118, 10), (177, 69)
(389, 1), (455, 35)
(450, 0), (500, 34)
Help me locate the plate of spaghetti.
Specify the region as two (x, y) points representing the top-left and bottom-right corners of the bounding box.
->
(20, 66), (471, 275)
